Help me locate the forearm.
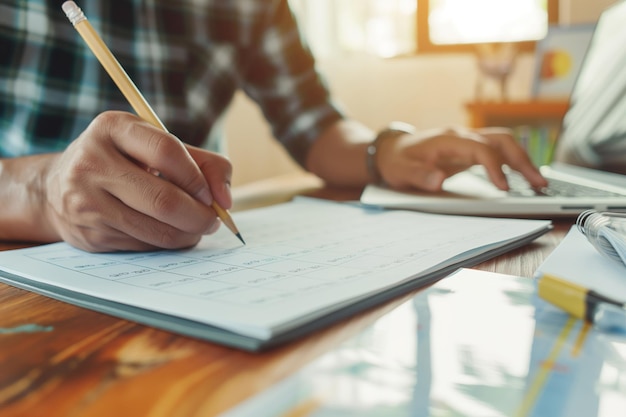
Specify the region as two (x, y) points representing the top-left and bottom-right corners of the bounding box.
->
(306, 120), (547, 192)
(0, 154), (59, 242)
(305, 119), (375, 188)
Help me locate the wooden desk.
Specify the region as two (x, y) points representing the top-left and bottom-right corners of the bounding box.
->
(0, 186), (570, 417)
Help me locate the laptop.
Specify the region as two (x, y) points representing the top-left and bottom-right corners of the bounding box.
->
(360, 1), (626, 218)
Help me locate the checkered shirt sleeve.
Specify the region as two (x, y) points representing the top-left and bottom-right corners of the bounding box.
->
(0, 0), (344, 167)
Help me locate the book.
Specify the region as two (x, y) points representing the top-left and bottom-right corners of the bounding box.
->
(0, 198), (552, 351)
(220, 269), (626, 417)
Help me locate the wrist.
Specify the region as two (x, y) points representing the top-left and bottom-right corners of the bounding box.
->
(37, 155), (62, 241)
(0, 154), (59, 242)
(366, 121), (416, 185)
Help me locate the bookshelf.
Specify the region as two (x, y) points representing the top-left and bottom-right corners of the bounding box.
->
(465, 100), (570, 165)
(465, 100), (569, 129)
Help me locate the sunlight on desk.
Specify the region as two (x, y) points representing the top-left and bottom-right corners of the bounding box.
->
(231, 172), (324, 212)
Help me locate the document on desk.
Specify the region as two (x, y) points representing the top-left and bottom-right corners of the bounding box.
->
(0, 198), (552, 351)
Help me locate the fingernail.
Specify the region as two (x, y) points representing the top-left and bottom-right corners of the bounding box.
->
(195, 188), (213, 206)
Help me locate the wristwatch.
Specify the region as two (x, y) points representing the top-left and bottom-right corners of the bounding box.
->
(366, 121), (416, 185)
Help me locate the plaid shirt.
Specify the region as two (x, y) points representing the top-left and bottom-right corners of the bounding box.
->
(0, 0), (344, 166)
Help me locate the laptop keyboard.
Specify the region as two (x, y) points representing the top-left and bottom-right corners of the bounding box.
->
(476, 169), (625, 198)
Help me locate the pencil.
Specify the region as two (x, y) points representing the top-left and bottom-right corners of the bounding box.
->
(61, 1), (244, 245)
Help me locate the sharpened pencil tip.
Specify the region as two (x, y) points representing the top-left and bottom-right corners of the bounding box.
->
(236, 233), (246, 245)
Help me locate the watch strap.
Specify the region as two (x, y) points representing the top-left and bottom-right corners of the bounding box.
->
(366, 121), (416, 185)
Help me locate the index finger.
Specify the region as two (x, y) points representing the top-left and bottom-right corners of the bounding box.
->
(100, 112), (214, 206)
(478, 129), (548, 188)
(465, 139), (510, 190)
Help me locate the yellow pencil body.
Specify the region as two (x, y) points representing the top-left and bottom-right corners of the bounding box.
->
(73, 20), (164, 130)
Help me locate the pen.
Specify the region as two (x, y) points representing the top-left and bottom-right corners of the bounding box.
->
(537, 273), (626, 332)
(61, 1), (245, 245)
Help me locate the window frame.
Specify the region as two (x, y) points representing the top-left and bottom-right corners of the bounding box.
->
(416, 0), (560, 54)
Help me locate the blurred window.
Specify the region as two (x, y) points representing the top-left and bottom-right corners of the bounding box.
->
(288, 0), (558, 57)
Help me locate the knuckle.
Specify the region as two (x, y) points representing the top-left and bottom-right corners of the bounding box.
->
(150, 187), (181, 218)
(94, 110), (116, 124)
(51, 171), (97, 218)
(64, 191), (96, 216)
(68, 152), (102, 180)
(135, 127), (180, 162)
(90, 111), (127, 133)
(180, 173), (208, 197)
(117, 171), (178, 218)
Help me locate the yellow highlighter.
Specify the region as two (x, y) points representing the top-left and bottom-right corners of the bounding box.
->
(537, 273), (626, 332)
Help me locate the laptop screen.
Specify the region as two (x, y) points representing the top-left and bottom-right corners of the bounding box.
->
(554, 1), (626, 174)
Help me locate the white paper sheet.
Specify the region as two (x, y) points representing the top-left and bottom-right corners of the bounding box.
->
(0, 198), (551, 342)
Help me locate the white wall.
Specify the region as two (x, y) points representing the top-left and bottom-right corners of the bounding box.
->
(226, 0), (617, 186)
